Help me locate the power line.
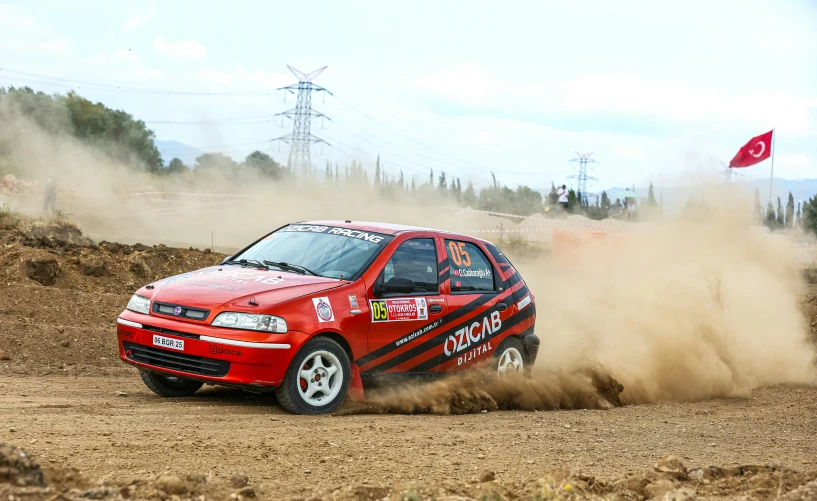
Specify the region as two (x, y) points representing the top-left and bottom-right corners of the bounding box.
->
(331, 95), (506, 175)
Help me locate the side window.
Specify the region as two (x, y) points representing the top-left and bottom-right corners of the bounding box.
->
(381, 238), (439, 294)
(445, 240), (496, 293)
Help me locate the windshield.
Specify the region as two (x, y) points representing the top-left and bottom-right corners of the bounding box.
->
(234, 224), (392, 280)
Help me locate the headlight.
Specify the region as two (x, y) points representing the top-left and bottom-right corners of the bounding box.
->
(126, 294), (151, 314)
(211, 312), (288, 333)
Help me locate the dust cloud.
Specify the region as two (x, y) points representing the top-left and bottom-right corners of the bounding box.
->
(339, 365), (623, 415)
(2, 102), (815, 410)
(519, 187), (817, 404)
(0, 104), (477, 251)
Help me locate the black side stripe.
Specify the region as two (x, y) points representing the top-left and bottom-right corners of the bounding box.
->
(354, 293), (495, 367)
(437, 257), (449, 275)
(408, 311), (536, 373)
(363, 287), (520, 374)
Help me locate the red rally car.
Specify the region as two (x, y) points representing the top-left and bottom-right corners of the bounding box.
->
(116, 221), (539, 414)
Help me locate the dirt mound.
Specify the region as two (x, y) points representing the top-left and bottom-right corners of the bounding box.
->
(340, 365), (623, 415)
(0, 219), (224, 295)
(0, 221), (224, 375)
(3, 443), (816, 500)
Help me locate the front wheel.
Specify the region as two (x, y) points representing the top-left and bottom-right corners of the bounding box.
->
(275, 337), (350, 415)
(139, 370), (203, 397)
(494, 337), (525, 374)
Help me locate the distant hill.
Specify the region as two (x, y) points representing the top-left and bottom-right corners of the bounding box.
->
(155, 140), (204, 168)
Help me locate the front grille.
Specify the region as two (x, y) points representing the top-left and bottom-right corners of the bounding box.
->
(152, 302), (210, 321)
(124, 341), (229, 377)
(141, 324), (200, 340)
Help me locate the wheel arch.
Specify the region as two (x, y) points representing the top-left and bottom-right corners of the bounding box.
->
(312, 331), (355, 364)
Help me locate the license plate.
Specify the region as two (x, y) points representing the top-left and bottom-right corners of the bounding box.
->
(153, 334), (184, 351)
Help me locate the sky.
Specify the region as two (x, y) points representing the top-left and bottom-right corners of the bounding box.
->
(0, 0), (815, 193)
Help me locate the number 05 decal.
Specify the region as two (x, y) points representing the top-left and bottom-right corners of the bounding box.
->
(448, 241), (471, 267)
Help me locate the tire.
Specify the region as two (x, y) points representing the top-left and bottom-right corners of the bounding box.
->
(494, 337), (525, 375)
(275, 337), (350, 415)
(139, 370), (204, 397)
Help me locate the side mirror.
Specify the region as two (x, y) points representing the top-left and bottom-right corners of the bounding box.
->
(221, 255), (232, 265)
(382, 277), (415, 295)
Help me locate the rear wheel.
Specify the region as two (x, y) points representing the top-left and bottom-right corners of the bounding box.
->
(494, 337), (525, 374)
(139, 370), (203, 397)
(275, 337), (350, 415)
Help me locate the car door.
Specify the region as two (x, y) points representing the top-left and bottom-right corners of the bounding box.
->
(356, 236), (449, 377)
(435, 238), (509, 372)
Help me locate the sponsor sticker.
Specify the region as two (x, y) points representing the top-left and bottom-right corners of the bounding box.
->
(348, 295), (358, 308)
(279, 225), (385, 244)
(453, 268), (492, 278)
(443, 311), (502, 357)
(517, 294), (532, 310)
(312, 297), (335, 322)
(427, 297), (445, 303)
(370, 298), (428, 322)
(209, 345), (242, 357)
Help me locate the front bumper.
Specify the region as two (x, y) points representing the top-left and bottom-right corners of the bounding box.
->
(116, 310), (308, 388)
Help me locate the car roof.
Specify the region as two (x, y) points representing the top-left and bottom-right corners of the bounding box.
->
(298, 220), (492, 244)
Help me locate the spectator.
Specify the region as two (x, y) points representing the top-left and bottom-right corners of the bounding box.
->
(611, 198), (623, 218)
(627, 199), (637, 220)
(43, 177), (57, 212)
(557, 185), (568, 211)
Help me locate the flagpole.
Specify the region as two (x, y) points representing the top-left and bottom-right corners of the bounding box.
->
(768, 127), (776, 205)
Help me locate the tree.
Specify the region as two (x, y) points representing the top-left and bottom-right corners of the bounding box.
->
(648, 182), (657, 206)
(195, 153), (237, 171)
(796, 202), (801, 227)
(765, 201), (777, 229)
(244, 150), (283, 179)
(567, 189), (577, 211)
(786, 192), (795, 228)
(438, 171), (447, 192)
(164, 157), (187, 175)
(802, 196), (817, 235)
(374, 155), (382, 188)
(776, 197), (784, 227)
(600, 191), (610, 210)
(463, 181), (477, 207)
(1, 87), (162, 171)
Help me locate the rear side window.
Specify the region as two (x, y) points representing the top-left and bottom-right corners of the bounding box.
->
(381, 238), (439, 294)
(445, 240), (496, 293)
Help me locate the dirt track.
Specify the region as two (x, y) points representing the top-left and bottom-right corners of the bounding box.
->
(1, 376), (816, 499)
(2, 220), (817, 499)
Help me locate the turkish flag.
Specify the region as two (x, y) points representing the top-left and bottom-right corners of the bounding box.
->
(729, 130), (773, 168)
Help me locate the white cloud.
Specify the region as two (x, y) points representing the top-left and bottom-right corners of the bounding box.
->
(416, 64), (507, 102)
(124, 5), (157, 32)
(411, 66), (817, 136)
(152, 35), (208, 62)
(82, 49), (141, 65)
(199, 68), (290, 88)
(38, 39), (71, 56)
(0, 5), (51, 36)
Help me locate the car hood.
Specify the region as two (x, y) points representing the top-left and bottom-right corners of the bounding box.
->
(147, 266), (343, 312)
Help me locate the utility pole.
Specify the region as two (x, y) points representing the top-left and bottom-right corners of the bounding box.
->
(568, 152), (598, 206)
(274, 65), (332, 177)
